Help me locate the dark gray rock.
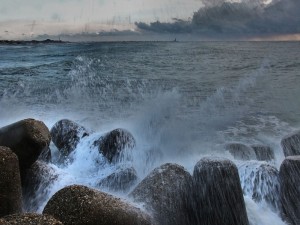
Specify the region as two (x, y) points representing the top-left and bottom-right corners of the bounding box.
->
(97, 167), (138, 193)
(129, 163), (195, 225)
(279, 156), (300, 225)
(22, 161), (59, 212)
(0, 146), (22, 217)
(238, 162), (280, 211)
(251, 145), (274, 161)
(2, 213), (63, 225)
(193, 157), (249, 225)
(50, 119), (89, 157)
(226, 143), (256, 161)
(43, 185), (153, 225)
(0, 118), (51, 172)
(281, 131), (300, 157)
(94, 128), (136, 163)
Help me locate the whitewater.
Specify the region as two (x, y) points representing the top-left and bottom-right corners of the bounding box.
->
(0, 41), (299, 225)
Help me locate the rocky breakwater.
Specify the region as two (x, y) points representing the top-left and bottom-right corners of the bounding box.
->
(43, 185), (154, 225)
(0, 118), (51, 219)
(193, 157), (249, 225)
(279, 156), (300, 225)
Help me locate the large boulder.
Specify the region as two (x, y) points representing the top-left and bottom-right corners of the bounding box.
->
(251, 145), (274, 161)
(129, 163), (195, 225)
(94, 128), (136, 163)
(281, 131), (300, 157)
(0, 147), (22, 217)
(50, 119), (89, 157)
(238, 161), (280, 211)
(225, 143), (256, 161)
(0, 118), (51, 172)
(2, 213), (63, 225)
(97, 167), (138, 193)
(193, 157), (249, 225)
(43, 185), (153, 225)
(279, 156), (300, 225)
(22, 161), (59, 212)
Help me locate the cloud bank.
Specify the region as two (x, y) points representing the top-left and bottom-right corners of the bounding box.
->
(135, 0), (300, 39)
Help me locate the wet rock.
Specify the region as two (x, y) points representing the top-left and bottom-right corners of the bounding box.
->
(0, 119), (51, 172)
(22, 161), (59, 212)
(2, 213), (63, 225)
(226, 143), (256, 161)
(94, 128), (136, 163)
(38, 147), (52, 163)
(0, 147), (22, 217)
(251, 145), (274, 161)
(129, 163), (195, 225)
(97, 167), (138, 193)
(50, 119), (89, 157)
(193, 157), (249, 225)
(279, 156), (300, 225)
(281, 131), (300, 157)
(238, 162), (280, 211)
(0, 218), (9, 224)
(43, 185), (153, 225)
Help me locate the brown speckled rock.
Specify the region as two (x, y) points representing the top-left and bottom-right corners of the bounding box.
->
(2, 213), (63, 225)
(0, 146), (22, 217)
(0, 218), (9, 225)
(129, 163), (195, 225)
(0, 119), (51, 172)
(43, 185), (153, 225)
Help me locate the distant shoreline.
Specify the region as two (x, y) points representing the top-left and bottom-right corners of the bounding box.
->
(0, 39), (67, 45)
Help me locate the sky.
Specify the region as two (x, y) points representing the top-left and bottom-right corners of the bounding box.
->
(0, 0), (299, 41)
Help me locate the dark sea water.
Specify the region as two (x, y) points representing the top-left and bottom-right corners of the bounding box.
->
(0, 41), (299, 224)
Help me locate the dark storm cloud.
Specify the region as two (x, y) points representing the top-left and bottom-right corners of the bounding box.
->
(135, 0), (300, 37)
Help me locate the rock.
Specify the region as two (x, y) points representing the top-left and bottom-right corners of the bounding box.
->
(279, 156), (300, 225)
(0, 219), (9, 224)
(0, 118), (51, 172)
(2, 213), (63, 225)
(0, 147), (22, 217)
(129, 163), (195, 225)
(193, 157), (249, 225)
(50, 119), (89, 157)
(38, 147), (52, 163)
(94, 128), (136, 163)
(43, 185), (153, 225)
(97, 167), (138, 193)
(238, 161), (280, 211)
(251, 145), (274, 161)
(22, 161), (59, 212)
(225, 143), (256, 161)
(281, 131), (300, 157)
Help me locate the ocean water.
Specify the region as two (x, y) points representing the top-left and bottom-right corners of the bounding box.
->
(1, 41), (300, 224)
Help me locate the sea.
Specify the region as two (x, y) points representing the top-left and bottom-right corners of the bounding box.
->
(0, 41), (299, 224)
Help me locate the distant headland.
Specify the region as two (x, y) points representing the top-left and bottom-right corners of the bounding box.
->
(0, 39), (67, 45)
